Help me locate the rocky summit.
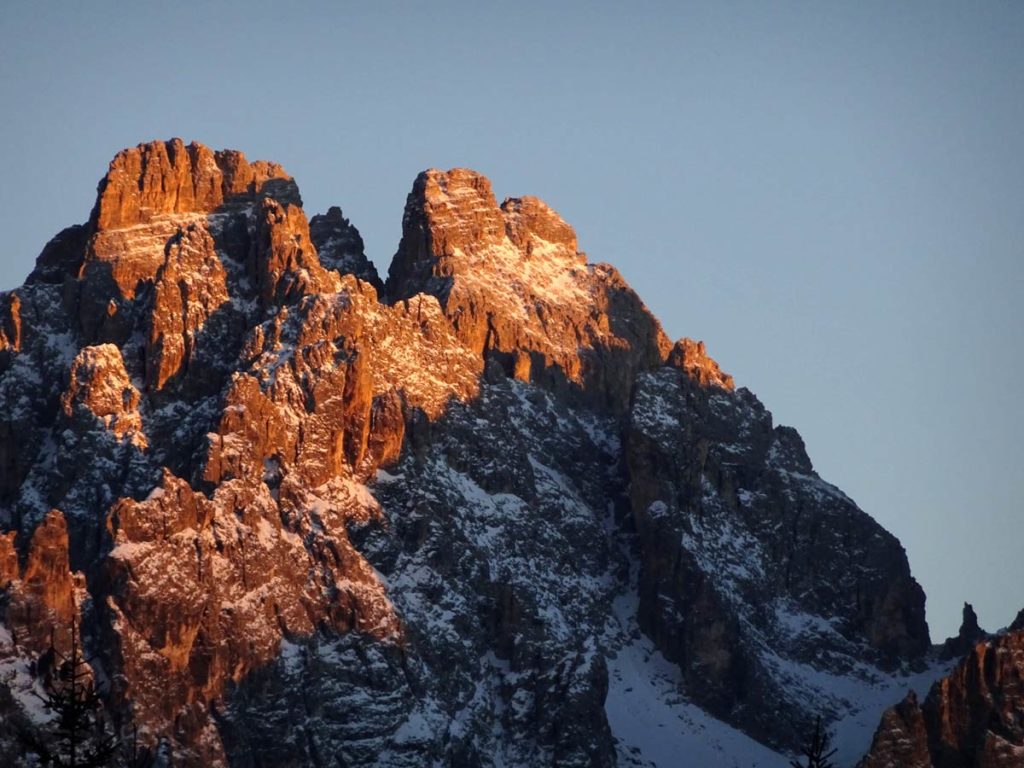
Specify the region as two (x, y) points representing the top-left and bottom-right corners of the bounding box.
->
(0, 139), (1011, 767)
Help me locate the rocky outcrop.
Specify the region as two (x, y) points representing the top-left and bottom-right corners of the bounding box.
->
(941, 602), (987, 660)
(858, 692), (934, 768)
(62, 344), (144, 442)
(860, 629), (1024, 767)
(26, 224), (90, 285)
(387, 168), (671, 411)
(78, 139), (305, 347)
(102, 471), (399, 764)
(666, 337), (735, 390)
(1011, 609), (1024, 632)
(0, 140), (946, 766)
(201, 275), (480, 490)
(0, 510), (79, 654)
(0, 293), (20, 357)
(145, 222), (230, 390)
(310, 206), (383, 292)
(251, 197), (340, 308)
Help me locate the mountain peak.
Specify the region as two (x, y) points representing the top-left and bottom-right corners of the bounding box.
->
(309, 205), (382, 293)
(387, 166), (669, 410)
(0, 142), (940, 767)
(940, 600), (987, 658)
(90, 138), (299, 231)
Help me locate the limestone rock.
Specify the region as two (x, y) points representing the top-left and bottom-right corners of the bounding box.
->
(26, 224), (89, 285)
(940, 602), (988, 659)
(2, 510), (78, 654)
(0, 293), (21, 356)
(145, 222), (230, 390)
(858, 691), (933, 768)
(61, 344), (144, 442)
(310, 206), (383, 292)
(0, 142), (955, 766)
(91, 138), (295, 231)
(103, 470), (400, 764)
(860, 629), (1024, 767)
(625, 364), (930, 747)
(250, 197), (340, 308)
(1011, 608), (1024, 632)
(666, 337), (735, 389)
(387, 168), (671, 411)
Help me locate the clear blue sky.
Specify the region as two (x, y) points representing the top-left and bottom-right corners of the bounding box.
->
(1, 1), (1021, 640)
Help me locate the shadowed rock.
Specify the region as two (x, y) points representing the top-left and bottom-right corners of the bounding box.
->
(310, 206), (383, 293)
(940, 602), (987, 660)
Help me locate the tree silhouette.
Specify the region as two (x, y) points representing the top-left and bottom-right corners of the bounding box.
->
(19, 612), (119, 767)
(790, 716), (837, 768)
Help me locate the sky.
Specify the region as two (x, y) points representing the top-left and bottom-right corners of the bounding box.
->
(0, 1), (1021, 640)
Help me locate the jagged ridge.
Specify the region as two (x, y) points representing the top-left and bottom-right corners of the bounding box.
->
(0, 139), (939, 767)
(860, 625), (1024, 767)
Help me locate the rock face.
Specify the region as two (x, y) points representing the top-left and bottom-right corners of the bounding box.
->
(387, 168), (671, 412)
(0, 140), (940, 767)
(1011, 610), (1024, 632)
(666, 337), (735, 389)
(940, 602), (988, 660)
(91, 138), (297, 230)
(624, 356), (930, 749)
(1, 509), (79, 654)
(310, 206), (383, 292)
(62, 344), (145, 442)
(860, 629), (1024, 767)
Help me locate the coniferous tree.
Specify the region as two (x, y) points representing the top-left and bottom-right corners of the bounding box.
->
(19, 613), (119, 767)
(790, 716), (837, 768)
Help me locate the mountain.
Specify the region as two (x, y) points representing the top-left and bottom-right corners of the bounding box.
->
(0, 139), (975, 767)
(859, 624), (1024, 767)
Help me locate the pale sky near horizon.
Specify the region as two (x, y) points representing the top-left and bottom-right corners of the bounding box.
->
(0, 1), (1021, 640)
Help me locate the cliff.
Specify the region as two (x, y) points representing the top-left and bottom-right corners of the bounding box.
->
(860, 627), (1024, 767)
(0, 140), (941, 767)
